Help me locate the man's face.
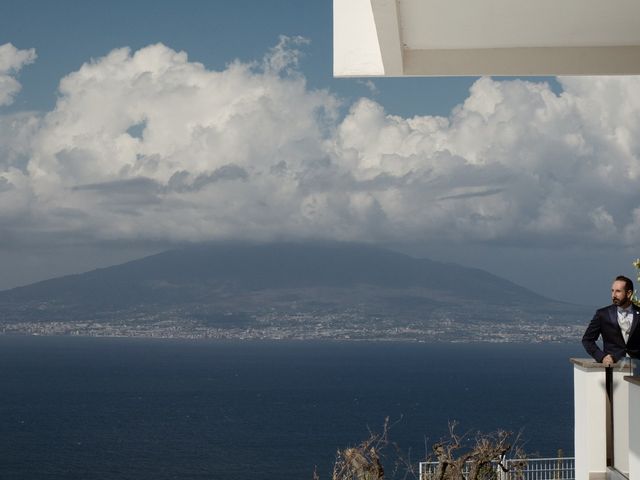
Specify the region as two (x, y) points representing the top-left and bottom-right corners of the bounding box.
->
(611, 280), (632, 307)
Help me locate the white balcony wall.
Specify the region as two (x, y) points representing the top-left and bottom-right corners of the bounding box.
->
(572, 359), (608, 480)
(613, 371), (630, 476)
(627, 377), (640, 480)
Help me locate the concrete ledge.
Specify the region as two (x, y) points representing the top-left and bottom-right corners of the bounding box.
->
(570, 358), (632, 371)
(571, 358), (607, 369)
(625, 376), (640, 386)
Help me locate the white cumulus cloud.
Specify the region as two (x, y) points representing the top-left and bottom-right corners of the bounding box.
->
(333, 76), (640, 247)
(1, 40), (640, 253)
(0, 43), (37, 106)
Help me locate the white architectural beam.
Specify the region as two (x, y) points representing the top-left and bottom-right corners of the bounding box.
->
(370, 0), (403, 75)
(333, 0), (640, 77)
(333, 0), (384, 76)
(404, 46), (640, 76)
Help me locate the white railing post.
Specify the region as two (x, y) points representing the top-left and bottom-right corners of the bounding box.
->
(626, 376), (640, 480)
(572, 358), (634, 480)
(612, 365), (631, 477)
(571, 358), (608, 480)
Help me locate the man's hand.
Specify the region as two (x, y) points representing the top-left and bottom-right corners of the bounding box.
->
(602, 354), (615, 367)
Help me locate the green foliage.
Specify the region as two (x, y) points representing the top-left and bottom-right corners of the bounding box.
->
(632, 259), (640, 307)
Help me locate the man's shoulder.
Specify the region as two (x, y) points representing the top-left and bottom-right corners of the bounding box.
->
(595, 304), (615, 315)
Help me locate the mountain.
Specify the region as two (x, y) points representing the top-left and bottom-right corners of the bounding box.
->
(0, 242), (588, 341)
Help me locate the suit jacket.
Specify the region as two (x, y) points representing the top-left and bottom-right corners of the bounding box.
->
(582, 304), (640, 363)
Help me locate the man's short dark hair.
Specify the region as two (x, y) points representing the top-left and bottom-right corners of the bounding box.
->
(615, 275), (634, 293)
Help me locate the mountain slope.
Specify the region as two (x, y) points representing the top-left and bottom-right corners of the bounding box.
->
(1, 242), (543, 304)
(0, 242), (588, 340)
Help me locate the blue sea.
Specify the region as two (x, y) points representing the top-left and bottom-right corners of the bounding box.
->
(0, 337), (583, 480)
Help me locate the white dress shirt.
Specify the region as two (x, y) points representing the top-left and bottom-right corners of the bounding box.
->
(617, 306), (633, 344)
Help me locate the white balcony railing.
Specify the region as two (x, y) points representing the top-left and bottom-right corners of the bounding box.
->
(419, 457), (575, 480)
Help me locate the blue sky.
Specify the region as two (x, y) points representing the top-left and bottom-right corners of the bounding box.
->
(1, 0), (638, 304)
(1, 0), (481, 117)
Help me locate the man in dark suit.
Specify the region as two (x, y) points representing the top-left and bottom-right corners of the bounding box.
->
(582, 275), (640, 367)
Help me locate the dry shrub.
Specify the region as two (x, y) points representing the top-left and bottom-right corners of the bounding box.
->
(317, 420), (527, 480)
(330, 417), (390, 480)
(426, 422), (526, 480)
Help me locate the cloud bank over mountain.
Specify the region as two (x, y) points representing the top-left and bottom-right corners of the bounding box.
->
(1, 39), (639, 255)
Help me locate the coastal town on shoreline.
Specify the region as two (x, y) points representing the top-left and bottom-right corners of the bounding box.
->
(0, 311), (585, 343)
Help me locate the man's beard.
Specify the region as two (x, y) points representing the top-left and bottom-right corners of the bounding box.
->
(613, 297), (630, 307)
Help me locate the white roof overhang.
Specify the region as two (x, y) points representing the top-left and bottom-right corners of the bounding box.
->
(333, 0), (640, 76)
